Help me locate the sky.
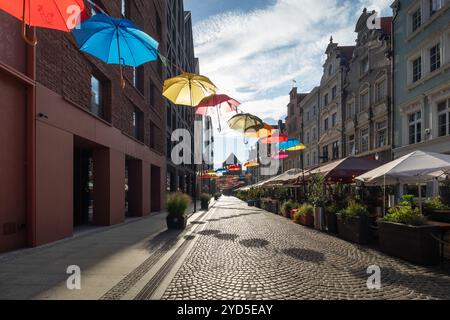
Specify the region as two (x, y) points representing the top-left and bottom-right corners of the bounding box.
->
(184, 0), (393, 166)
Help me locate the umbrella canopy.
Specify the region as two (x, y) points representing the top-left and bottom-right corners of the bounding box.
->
(72, 13), (159, 88)
(272, 151), (289, 160)
(278, 139), (301, 150)
(356, 151), (450, 186)
(1, 0), (85, 45)
(195, 94), (240, 115)
(261, 133), (288, 145)
(286, 144), (306, 152)
(264, 168), (304, 186)
(244, 161), (259, 168)
(228, 165), (241, 172)
(228, 113), (264, 135)
(216, 168), (229, 174)
(307, 157), (381, 184)
(245, 123), (276, 139)
(163, 73), (218, 107)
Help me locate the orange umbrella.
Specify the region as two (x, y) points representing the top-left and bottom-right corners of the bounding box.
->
(245, 123), (275, 139)
(0, 0), (85, 45)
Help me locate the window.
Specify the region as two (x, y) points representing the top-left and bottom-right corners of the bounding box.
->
(313, 151), (317, 165)
(332, 141), (339, 160)
(306, 111), (310, 122)
(328, 65), (333, 76)
(121, 0), (130, 18)
(360, 56), (369, 75)
(133, 108), (144, 141)
(413, 57), (422, 82)
(412, 8), (422, 32)
(135, 66), (144, 93)
(375, 80), (386, 103)
(408, 111), (422, 145)
(322, 145), (329, 162)
(307, 153), (310, 167)
(332, 86), (337, 100)
(348, 135), (355, 156)
(360, 91), (369, 111)
(347, 102), (355, 119)
(376, 121), (387, 148)
(324, 118), (329, 131)
(324, 94), (329, 106)
(438, 100), (450, 137)
(313, 106), (317, 116)
(332, 113), (337, 127)
(306, 131), (310, 144)
(90, 75), (103, 118)
(361, 128), (369, 153)
(312, 127), (317, 141)
(430, 43), (441, 72)
(430, 0), (443, 16)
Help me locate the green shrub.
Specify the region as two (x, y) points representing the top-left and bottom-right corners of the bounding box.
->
(167, 193), (192, 218)
(214, 193), (222, 200)
(292, 204), (314, 223)
(382, 195), (426, 226)
(281, 200), (297, 217)
(308, 174), (328, 207)
(340, 200), (369, 219)
(200, 193), (211, 207)
(424, 196), (449, 211)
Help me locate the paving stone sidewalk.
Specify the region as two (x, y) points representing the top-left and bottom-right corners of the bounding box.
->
(161, 197), (450, 300)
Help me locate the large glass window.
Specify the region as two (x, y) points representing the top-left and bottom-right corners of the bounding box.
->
(332, 141), (339, 160)
(438, 100), (450, 137)
(413, 57), (422, 82)
(322, 145), (329, 162)
(332, 86), (337, 100)
(348, 135), (355, 156)
(412, 8), (422, 32)
(430, 0), (443, 16)
(360, 91), (369, 111)
(376, 121), (387, 148)
(324, 118), (329, 132)
(408, 111), (422, 145)
(332, 113), (337, 127)
(324, 94), (329, 106)
(133, 108), (144, 142)
(361, 128), (369, 153)
(375, 80), (386, 103)
(430, 43), (441, 72)
(90, 75), (103, 118)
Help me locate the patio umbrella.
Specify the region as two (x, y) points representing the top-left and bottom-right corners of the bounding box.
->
(72, 13), (159, 89)
(216, 168), (229, 174)
(245, 123), (276, 139)
(278, 139), (301, 150)
(272, 151), (289, 160)
(1, 0), (85, 45)
(261, 133), (288, 145)
(163, 73), (218, 107)
(244, 161), (259, 168)
(286, 144), (306, 152)
(356, 151), (450, 214)
(196, 94), (240, 132)
(228, 114), (264, 143)
(228, 165), (241, 172)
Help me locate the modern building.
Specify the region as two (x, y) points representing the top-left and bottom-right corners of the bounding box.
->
(318, 38), (355, 164)
(343, 10), (393, 164)
(0, 0), (167, 253)
(391, 0), (450, 195)
(300, 87), (321, 170)
(165, 0), (198, 196)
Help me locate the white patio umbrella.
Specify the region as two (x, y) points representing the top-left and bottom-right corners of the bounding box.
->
(356, 151), (450, 214)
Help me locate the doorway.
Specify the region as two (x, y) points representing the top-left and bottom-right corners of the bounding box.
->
(151, 165), (161, 212)
(73, 148), (94, 226)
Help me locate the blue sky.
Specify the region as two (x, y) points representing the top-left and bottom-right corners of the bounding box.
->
(184, 0), (393, 166)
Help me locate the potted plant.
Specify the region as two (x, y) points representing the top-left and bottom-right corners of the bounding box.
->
(424, 197), (450, 222)
(281, 200), (297, 219)
(337, 200), (371, 244)
(200, 193), (211, 210)
(378, 195), (441, 266)
(166, 192), (192, 230)
(294, 203), (315, 227)
(214, 193), (222, 201)
(309, 174), (327, 231)
(325, 203), (339, 234)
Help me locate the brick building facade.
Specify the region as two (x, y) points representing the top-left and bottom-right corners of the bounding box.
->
(0, 0), (167, 253)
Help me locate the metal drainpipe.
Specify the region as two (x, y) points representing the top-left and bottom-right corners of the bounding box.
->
(26, 27), (37, 247)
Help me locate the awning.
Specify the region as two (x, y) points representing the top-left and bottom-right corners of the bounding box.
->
(264, 168), (305, 186)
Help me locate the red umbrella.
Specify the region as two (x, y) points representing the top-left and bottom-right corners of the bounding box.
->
(261, 133), (288, 144)
(0, 0), (85, 45)
(228, 165), (241, 172)
(272, 152), (289, 160)
(196, 94), (240, 132)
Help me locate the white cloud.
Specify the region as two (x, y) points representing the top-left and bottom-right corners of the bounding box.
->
(192, 0), (393, 165)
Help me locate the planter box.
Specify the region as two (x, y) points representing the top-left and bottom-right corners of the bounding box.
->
(262, 200), (278, 214)
(247, 200), (255, 207)
(300, 214), (314, 228)
(201, 202), (210, 210)
(430, 210), (450, 223)
(378, 221), (441, 266)
(166, 215), (187, 230)
(325, 212), (338, 234)
(255, 200), (262, 208)
(337, 215), (371, 245)
(289, 209), (298, 220)
(314, 207), (326, 231)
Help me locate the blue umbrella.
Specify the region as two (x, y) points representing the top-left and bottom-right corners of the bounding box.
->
(72, 13), (159, 88)
(278, 138), (301, 150)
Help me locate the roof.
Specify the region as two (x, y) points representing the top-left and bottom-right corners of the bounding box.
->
(338, 46), (356, 62)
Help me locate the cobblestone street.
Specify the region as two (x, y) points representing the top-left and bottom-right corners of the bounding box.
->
(162, 197), (450, 300)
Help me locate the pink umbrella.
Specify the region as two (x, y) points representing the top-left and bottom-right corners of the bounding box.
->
(195, 94), (240, 131)
(261, 133), (288, 145)
(272, 152), (289, 160)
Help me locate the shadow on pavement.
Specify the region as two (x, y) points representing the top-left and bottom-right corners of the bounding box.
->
(214, 233), (240, 242)
(282, 248), (325, 263)
(240, 239), (270, 249)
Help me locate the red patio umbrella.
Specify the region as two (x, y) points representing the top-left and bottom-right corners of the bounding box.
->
(261, 133), (288, 144)
(0, 0), (85, 45)
(196, 94), (240, 132)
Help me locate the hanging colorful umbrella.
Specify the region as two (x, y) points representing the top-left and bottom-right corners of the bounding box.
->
(228, 165), (241, 172)
(286, 144), (307, 152)
(261, 133), (288, 145)
(0, 0), (85, 45)
(196, 94), (240, 132)
(216, 168), (229, 174)
(245, 123), (276, 139)
(244, 161), (259, 168)
(163, 73), (218, 107)
(278, 139), (301, 150)
(272, 152), (289, 160)
(228, 113), (264, 135)
(72, 13), (159, 89)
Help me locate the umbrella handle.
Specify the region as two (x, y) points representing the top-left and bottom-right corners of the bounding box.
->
(21, 6), (37, 46)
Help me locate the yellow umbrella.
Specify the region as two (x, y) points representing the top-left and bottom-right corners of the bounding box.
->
(245, 123), (275, 139)
(286, 144), (307, 151)
(163, 73), (218, 107)
(244, 161), (259, 168)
